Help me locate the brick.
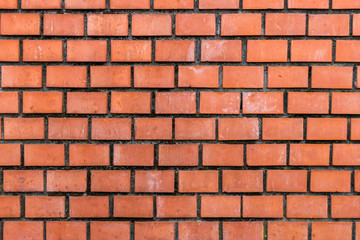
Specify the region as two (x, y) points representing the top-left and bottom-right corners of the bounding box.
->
(201, 196), (241, 218)
(92, 118), (131, 140)
(112, 92), (151, 114)
(243, 92), (283, 114)
(247, 40), (287, 62)
(288, 92), (329, 114)
(243, 196), (283, 218)
(312, 66), (353, 89)
(113, 144), (154, 166)
(291, 40), (332, 62)
(3, 170), (43, 192)
(69, 144), (109, 166)
(47, 170), (87, 192)
(199, 0), (239, 9)
(91, 222), (130, 240)
(154, 0), (193, 9)
(351, 119), (360, 140)
(243, 0), (284, 9)
(156, 92), (196, 114)
(23, 40), (63, 62)
(203, 144), (243, 166)
(91, 170), (130, 192)
(287, 196), (327, 218)
(0, 144), (21, 166)
(135, 171), (174, 192)
(179, 170), (218, 193)
(307, 118), (347, 140)
(67, 92), (107, 114)
(155, 40), (195, 62)
(0, 40), (19, 61)
(268, 66), (308, 88)
(135, 222), (175, 240)
(309, 14), (349, 36)
(336, 40), (360, 62)
(353, 14), (360, 36)
(48, 118), (88, 140)
(157, 196), (197, 218)
(200, 92), (240, 114)
(21, 0), (61, 9)
(178, 66), (219, 88)
(265, 13), (306, 35)
(112, 40), (152, 62)
(88, 14), (128, 36)
(223, 222), (264, 240)
(289, 144), (330, 166)
(176, 14), (215, 36)
(4, 118), (44, 140)
(24, 144), (65, 166)
(333, 144), (360, 166)
(218, 118), (259, 140)
(23, 92), (63, 113)
(158, 144), (198, 166)
(47, 66), (87, 88)
(90, 66), (131, 88)
(110, 0), (150, 9)
(4, 222), (43, 240)
(178, 222), (219, 240)
(202, 40), (242, 62)
(0, 0), (17, 9)
(47, 222), (86, 240)
(355, 171), (360, 191)
(175, 118), (216, 140)
(0, 92), (18, 113)
(44, 14), (84, 36)
(2, 66), (42, 88)
(223, 170), (263, 192)
(223, 66), (264, 88)
(312, 222), (352, 240)
(67, 40), (107, 62)
(222, 14), (262, 36)
(133, 14), (172, 36)
(1, 13), (40, 35)
(114, 196), (153, 218)
(263, 118), (303, 140)
(65, 0), (105, 9)
(311, 170), (351, 192)
(135, 118), (172, 140)
(333, 0), (360, 8)
(332, 196), (360, 218)
(134, 66), (174, 88)
(268, 222), (308, 240)
(0, 196), (20, 218)
(247, 144), (286, 166)
(25, 196), (65, 218)
(70, 196), (109, 218)
(288, 0), (329, 9)
(267, 170), (307, 192)
(332, 93), (360, 114)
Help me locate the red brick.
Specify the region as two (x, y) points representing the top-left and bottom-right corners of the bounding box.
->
(47, 66), (87, 88)
(353, 14), (360, 36)
(311, 170), (351, 192)
(243, 0), (284, 9)
(65, 0), (105, 9)
(47, 170), (87, 192)
(157, 196), (197, 218)
(202, 40), (242, 62)
(69, 144), (109, 166)
(133, 14), (172, 36)
(2, 66), (42, 88)
(23, 40), (62, 62)
(24, 144), (64, 166)
(203, 144), (243, 166)
(113, 144), (154, 166)
(200, 92), (240, 114)
(70, 196), (109, 218)
(92, 118), (131, 140)
(351, 119), (360, 140)
(25, 196), (65, 218)
(111, 92), (151, 114)
(218, 118), (259, 140)
(156, 40), (195, 62)
(201, 196), (241, 218)
(23, 92), (63, 113)
(223, 222), (264, 240)
(4, 118), (44, 139)
(243, 92), (283, 114)
(0, 196), (20, 218)
(288, 0), (329, 9)
(112, 40), (152, 62)
(333, 144), (360, 166)
(291, 40), (332, 62)
(309, 14), (349, 36)
(289, 144), (330, 166)
(154, 0), (193, 9)
(307, 118), (347, 140)
(3, 170), (43, 192)
(114, 196), (153, 218)
(134, 66), (174, 88)
(67, 40), (107, 62)
(287, 196), (327, 218)
(44, 14), (84, 36)
(223, 170), (263, 192)
(312, 66), (353, 89)
(288, 92), (329, 114)
(47, 222), (86, 240)
(332, 196), (360, 218)
(91, 222), (130, 240)
(268, 222), (308, 240)
(0, 0), (17, 9)
(176, 14), (215, 36)
(336, 40), (360, 62)
(267, 170), (307, 192)
(0, 92), (18, 113)
(48, 118), (88, 140)
(355, 171), (360, 191)
(179, 170), (218, 193)
(333, 0), (360, 9)
(247, 40), (287, 62)
(223, 66), (264, 88)
(247, 144), (286, 166)
(199, 0), (238, 9)
(243, 196), (283, 218)
(221, 14), (261, 36)
(135, 170), (174, 192)
(266, 13), (306, 35)
(135, 118), (172, 140)
(67, 92), (107, 114)
(135, 222), (175, 240)
(88, 14), (128, 36)
(0, 40), (19, 61)
(178, 222), (219, 240)
(0, 13), (40, 35)
(90, 66), (131, 88)
(91, 170), (130, 192)
(21, 0), (61, 9)
(3, 222), (43, 240)
(178, 66), (219, 88)
(268, 66), (308, 88)
(156, 92), (196, 114)
(263, 118), (303, 140)
(110, 0), (150, 9)
(332, 93), (360, 114)
(0, 144), (21, 166)
(312, 222), (352, 240)
(175, 118), (216, 140)
(158, 144), (198, 166)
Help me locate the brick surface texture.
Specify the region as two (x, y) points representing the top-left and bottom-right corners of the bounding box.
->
(0, 0), (360, 239)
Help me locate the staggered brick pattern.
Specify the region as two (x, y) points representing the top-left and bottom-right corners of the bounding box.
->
(3, 0), (360, 239)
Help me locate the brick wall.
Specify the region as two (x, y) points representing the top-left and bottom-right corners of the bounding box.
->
(0, 0), (359, 239)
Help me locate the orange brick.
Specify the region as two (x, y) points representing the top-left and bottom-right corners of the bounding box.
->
(2, 66), (42, 88)
(91, 170), (130, 192)
(333, 144), (360, 166)
(113, 144), (154, 166)
(333, 0), (360, 9)
(178, 222), (219, 240)
(287, 196), (327, 218)
(23, 40), (62, 62)
(243, 196), (283, 218)
(243, 92), (283, 114)
(307, 118), (347, 140)
(353, 15), (360, 36)
(0, 0), (17, 9)
(0, 13), (40, 35)
(158, 144), (198, 166)
(65, 0), (105, 9)
(351, 119), (360, 140)
(268, 222), (308, 240)
(268, 66), (308, 88)
(336, 40), (360, 62)
(247, 144), (287, 166)
(70, 196), (109, 218)
(24, 144), (65, 166)
(91, 222), (130, 240)
(69, 144), (110, 166)
(47, 170), (87, 192)
(156, 92), (196, 114)
(288, 0), (329, 9)
(243, 0), (284, 9)
(203, 144), (243, 166)
(222, 14), (261, 36)
(291, 40), (332, 62)
(92, 118), (131, 140)
(312, 222), (352, 240)
(4, 118), (44, 140)
(289, 144), (330, 166)
(0, 40), (19, 61)
(175, 118), (216, 140)
(133, 14), (172, 36)
(267, 170), (307, 192)
(223, 170), (263, 192)
(0, 196), (20, 218)
(112, 40), (151, 62)
(48, 118), (88, 140)
(157, 196), (197, 218)
(135, 222), (175, 240)
(114, 196), (153, 218)
(67, 92), (107, 114)
(4, 222), (43, 240)
(332, 93), (360, 114)
(47, 66), (87, 88)
(0, 92), (18, 113)
(201, 196), (241, 218)
(0, 144), (21, 166)
(154, 0), (193, 9)
(110, 0), (150, 9)
(25, 196), (65, 218)
(178, 66), (219, 88)
(288, 92), (329, 114)
(90, 66), (131, 88)
(47, 222), (86, 240)
(202, 40), (242, 62)
(263, 118), (303, 140)
(67, 40), (107, 62)
(247, 40), (287, 62)
(355, 171), (360, 191)
(88, 14), (128, 36)
(312, 66), (353, 89)
(135, 171), (174, 192)
(176, 14), (215, 36)
(135, 118), (172, 140)
(111, 92), (151, 114)
(22, 0), (61, 9)
(179, 170), (218, 193)
(218, 118), (259, 140)
(332, 196), (360, 218)
(3, 170), (43, 192)
(199, 0), (239, 9)
(309, 14), (349, 36)
(134, 66), (174, 88)
(223, 66), (263, 88)
(223, 222), (264, 240)
(200, 92), (240, 114)
(311, 170), (351, 192)
(156, 40), (195, 62)
(265, 13), (306, 35)
(23, 92), (63, 113)
(44, 14), (84, 36)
